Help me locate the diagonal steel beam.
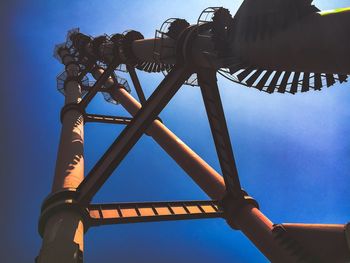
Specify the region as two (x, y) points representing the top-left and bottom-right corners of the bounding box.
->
(92, 67), (226, 200)
(88, 200), (223, 227)
(77, 65), (192, 204)
(126, 65), (147, 104)
(79, 62), (119, 109)
(197, 68), (241, 195)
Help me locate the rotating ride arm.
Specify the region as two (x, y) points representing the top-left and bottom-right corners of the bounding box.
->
(226, 1), (350, 93)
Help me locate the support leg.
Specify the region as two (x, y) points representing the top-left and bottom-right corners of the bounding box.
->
(38, 48), (85, 263)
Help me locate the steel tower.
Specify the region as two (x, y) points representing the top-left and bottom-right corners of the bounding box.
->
(37, 2), (350, 262)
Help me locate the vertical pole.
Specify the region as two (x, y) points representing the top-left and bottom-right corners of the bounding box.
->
(37, 48), (85, 263)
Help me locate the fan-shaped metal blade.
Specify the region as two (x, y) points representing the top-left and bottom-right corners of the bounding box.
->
(245, 69), (264, 87)
(278, 71), (291, 93)
(314, 73), (322, 90)
(301, 73), (310, 92)
(290, 72), (301, 94)
(256, 70), (273, 90)
(266, 71), (283, 93)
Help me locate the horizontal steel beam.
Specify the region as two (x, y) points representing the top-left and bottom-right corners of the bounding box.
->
(88, 200), (223, 226)
(84, 114), (132, 125)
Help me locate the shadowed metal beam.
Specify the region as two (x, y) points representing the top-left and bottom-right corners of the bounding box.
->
(88, 200), (223, 226)
(231, 9), (350, 75)
(79, 62), (119, 108)
(77, 65), (192, 204)
(126, 65), (147, 104)
(197, 68), (241, 195)
(273, 223), (350, 263)
(84, 114), (132, 125)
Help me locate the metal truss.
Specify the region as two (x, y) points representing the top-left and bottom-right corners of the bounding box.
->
(41, 21), (350, 261)
(77, 65), (193, 204)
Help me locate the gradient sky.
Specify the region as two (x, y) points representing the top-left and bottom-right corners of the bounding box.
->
(1, 0), (350, 262)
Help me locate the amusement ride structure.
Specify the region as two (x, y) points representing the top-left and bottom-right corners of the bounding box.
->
(37, 1), (350, 262)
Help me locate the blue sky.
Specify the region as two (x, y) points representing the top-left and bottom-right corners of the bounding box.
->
(1, 0), (350, 262)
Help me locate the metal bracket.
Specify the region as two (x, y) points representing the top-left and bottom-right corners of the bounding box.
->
(38, 189), (89, 237)
(220, 190), (259, 230)
(60, 103), (85, 123)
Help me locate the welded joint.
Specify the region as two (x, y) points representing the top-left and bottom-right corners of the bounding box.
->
(220, 190), (259, 230)
(143, 116), (164, 137)
(60, 103), (85, 123)
(38, 189), (89, 237)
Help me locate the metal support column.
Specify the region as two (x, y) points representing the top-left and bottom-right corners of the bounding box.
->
(37, 48), (85, 263)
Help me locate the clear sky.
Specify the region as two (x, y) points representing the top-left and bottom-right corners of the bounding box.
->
(1, 0), (350, 262)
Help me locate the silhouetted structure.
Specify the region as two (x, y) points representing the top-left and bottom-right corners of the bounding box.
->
(37, 2), (350, 262)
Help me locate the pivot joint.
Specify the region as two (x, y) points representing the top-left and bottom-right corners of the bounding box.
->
(221, 190), (259, 230)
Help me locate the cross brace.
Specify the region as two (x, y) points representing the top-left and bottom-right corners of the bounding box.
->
(77, 65), (192, 204)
